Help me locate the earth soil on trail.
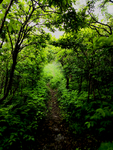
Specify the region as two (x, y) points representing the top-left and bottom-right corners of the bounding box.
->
(36, 86), (101, 150)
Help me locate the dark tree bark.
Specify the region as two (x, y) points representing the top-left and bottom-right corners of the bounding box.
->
(0, 0), (14, 34)
(0, 0), (3, 4)
(0, 46), (19, 101)
(4, 68), (9, 94)
(78, 76), (82, 94)
(66, 76), (69, 89)
(0, 5), (35, 102)
(88, 73), (91, 102)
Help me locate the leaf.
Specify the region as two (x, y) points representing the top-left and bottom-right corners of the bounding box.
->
(31, 137), (35, 141)
(99, 128), (105, 133)
(96, 108), (105, 117)
(98, 142), (113, 150)
(85, 122), (90, 128)
(10, 134), (14, 139)
(42, 0), (46, 4)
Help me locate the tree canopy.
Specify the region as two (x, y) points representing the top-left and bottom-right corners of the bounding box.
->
(0, 0), (113, 149)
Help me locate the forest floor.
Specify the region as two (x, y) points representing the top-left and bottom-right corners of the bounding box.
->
(36, 84), (101, 150)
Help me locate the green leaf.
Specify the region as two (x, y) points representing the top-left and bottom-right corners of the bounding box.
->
(85, 122), (90, 128)
(98, 142), (113, 150)
(99, 128), (105, 133)
(96, 108), (105, 117)
(31, 138), (35, 141)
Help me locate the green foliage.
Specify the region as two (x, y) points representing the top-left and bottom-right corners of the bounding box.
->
(53, 32), (113, 137)
(0, 0), (113, 148)
(58, 82), (113, 136)
(58, 83), (113, 137)
(44, 45), (57, 63)
(98, 142), (113, 150)
(0, 77), (49, 149)
(43, 61), (64, 89)
(0, 42), (49, 149)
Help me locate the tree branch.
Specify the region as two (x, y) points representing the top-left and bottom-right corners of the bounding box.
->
(0, 38), (4, 48)
(90, 25), (108, 37)
(0, 0), (3, 4)
(0, 0), (14, 34)
(88, 10), (112, 35)
(0, 4), (35, 102)
(20, 42), (38, 50)
(6, 25), (14, 53)
(109, 0), (113, 3)
(91, 25), (109, 36)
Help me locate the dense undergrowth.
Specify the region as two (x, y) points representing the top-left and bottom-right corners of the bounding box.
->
(0, 74), (49, 150)
(58, 83), (113, 139)
(1, 0), (113, 149)
(0, 57), (113, 149)
(45, 61), (113, 150)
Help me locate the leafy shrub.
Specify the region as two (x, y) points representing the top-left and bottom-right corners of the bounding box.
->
(57, 79), (113, 138)
(0, 79), (49, 149)
(50, 76), (61, 89)
(98, 142), (113, 150)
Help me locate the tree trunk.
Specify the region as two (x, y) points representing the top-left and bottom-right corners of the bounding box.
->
(0, 0), (14, 34)
(88, 73), (91, 102)
(0, 47), (19, 101)
(66, 76), (69, 89)
(78, 76), (82, 94)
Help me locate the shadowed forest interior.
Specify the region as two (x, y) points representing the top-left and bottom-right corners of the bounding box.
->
(0, 0), (113, 149)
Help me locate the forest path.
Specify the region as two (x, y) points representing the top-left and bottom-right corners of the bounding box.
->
(36, 84), (77, 150)
(36, 84), (99, 150)
(36, 62), (100, 149)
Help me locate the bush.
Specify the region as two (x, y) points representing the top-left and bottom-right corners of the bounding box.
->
(57, 80), (113, 139)
(0, 79), (49, 149)
(98, 142), (113, 150)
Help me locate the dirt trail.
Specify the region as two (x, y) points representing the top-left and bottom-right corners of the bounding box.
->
(36, 85), (76, 150)
(36, 85), (100, 150)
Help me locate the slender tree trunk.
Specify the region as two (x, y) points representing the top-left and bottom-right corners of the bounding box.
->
(0, 76), (5, 94)
(0, 6), (35, 102)
(66, 76), (69, 89)
(78, 76), (82, 94)
(0, 47), (19, 101)
(4, 68), (8, 94)
(88, 73), (91, 102)
(0, 0), (14, 34)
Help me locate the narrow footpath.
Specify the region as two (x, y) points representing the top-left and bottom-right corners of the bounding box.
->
(36, 85), (76, 150)
(36, 84), (100, 150)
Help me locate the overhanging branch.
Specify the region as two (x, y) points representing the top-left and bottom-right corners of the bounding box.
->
(0, 0), (14, 34)
(88, 10), (112, 35)
(6, 25), (14, 53)
(91, 25), (109, 37)
(90, 25), (108, 37)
